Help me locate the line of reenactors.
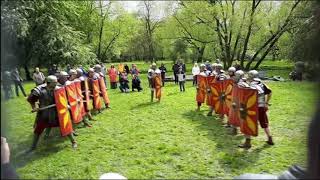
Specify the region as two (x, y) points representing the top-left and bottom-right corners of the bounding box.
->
(27, 65), (110, 152)
(195, 63), (274, 149)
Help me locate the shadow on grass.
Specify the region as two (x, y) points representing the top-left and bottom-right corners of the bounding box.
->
(131, 101), (160, 110)
(12, 129), (69, 169)
(182, 110), (271, 172)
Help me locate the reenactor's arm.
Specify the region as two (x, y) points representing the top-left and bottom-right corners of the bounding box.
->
(27, 90), (39, 113)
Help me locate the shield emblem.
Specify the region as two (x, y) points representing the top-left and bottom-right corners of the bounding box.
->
(155, 75), (162, 99)
(54, 87), (73, 137)
(92, 79), (102, 110)
(238, 87), (259, 136)
(228, 84), (241, 127)
(98, 77), (110, 105)
(206, 76), (215, 106)
(65, 82), (82, 124)
(211, 79), (234, 115)
(196, 75), (207, 103)
(74, 80), (86, 117)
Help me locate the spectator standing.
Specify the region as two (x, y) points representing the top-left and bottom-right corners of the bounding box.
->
(11, 67), (27, 97)
(177, 67), (186, 92)
(159, 63), (167, 86)
(172, 61), (179, 85)
(32, 67), (45, 86)
(192, 63), (200, 86)
(108, 64), (118, 89)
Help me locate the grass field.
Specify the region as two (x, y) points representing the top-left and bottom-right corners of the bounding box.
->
(2, 73), (317, 178)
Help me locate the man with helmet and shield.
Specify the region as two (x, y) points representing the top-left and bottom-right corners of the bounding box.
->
(149, 63), (162, 102)
(238, 70), (274, 149)
(27, 75), (77, 152)
(94, 64), (110, 109)
(196, 64), (208, 111)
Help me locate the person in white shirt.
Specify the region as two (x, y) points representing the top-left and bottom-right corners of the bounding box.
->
(32, 67), (45, 86)
(177, 67), (186, 92)
(192, 63), (200, 86)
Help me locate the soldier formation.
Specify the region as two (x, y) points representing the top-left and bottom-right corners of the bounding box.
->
(27, 64), (110, 151)
(13, 60), (274, 152)
(195, 61), (274, 149)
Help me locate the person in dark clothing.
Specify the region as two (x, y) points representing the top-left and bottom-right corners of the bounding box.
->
(159, 63), (167, 86)
(132, 74), (143, 92)
(172, 62), (179, 85)
(48, 64), (58, 76)
(124, 64), (130, 74)
(1, 137), (19, 179)
(11, 67), (27, 97)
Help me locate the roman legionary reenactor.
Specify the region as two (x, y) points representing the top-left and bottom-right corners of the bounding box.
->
(213, 64), (229, 120)
(227, 70), (249, 135)
(150, 63), (162, 102)
(67, 69), (92, 127)
(94, 64), (110, 109)
(43, 71), (70, 138)
(238, 70), (274, 149)
(87, 68), (103, 113)
(76, 68), (94, 122)
(196, 64), (208, 111)
(27, 75), (77, 151)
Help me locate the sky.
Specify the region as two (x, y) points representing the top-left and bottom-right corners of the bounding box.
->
(119, 1), (140, 13)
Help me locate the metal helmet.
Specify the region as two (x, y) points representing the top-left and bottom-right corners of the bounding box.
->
(235, 70), (244, 77)
(155, 69), (161, 74)
(248, 70), (259, 79)
(216, 63), (223, 69)
(152, 63), (156, 66)
(94, 64), (101, 69)
(212, 63), (217, 67)
(200, 64), (206, 68)
(46, 75), (58, 83)
(60, 71), (69, 76)
(76, 68), (83, 75)
(69, 69), (77, 76)
(228, 67), (236, 73)
(88, 68), (94, 73)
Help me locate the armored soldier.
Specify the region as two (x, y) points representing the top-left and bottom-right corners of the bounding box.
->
(239, 70), (274, 149)
(68, 69), (92, 127)
(27, 75), (77, 151)
(196, 64), (208, 111)
(227, 67), (236, 79)
(76, 68), (94, 121)
(94, 64), (110, 109)
(149, 63), (161, 102)
(227, 70), (249, 135)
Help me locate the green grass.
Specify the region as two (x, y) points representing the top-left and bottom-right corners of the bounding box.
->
(2, 74), (317, 179)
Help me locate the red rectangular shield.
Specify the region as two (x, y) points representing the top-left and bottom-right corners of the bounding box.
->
(54, 87), (73, 137)
(81, 78), (92, 111)
(92, 79), (102, 110)
(211, 79), (234, 115)
(74, 80), (86, 117)
(196, 75), (207, 103)
(155, 75), (162, 99)
(98, 77), (110, 105)
(65, 82), (82, 124)
(238, 87), (259, 136)
(228, 84), (240, 127)
(206, 76), (215, 106)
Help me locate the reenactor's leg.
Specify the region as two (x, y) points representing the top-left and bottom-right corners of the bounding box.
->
(238, 135), (252, 149)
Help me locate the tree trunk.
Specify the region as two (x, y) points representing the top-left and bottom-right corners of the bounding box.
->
(24, 64), (32, 81)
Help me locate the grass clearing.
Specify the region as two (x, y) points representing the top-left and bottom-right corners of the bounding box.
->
(2, 73), (317, 179)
